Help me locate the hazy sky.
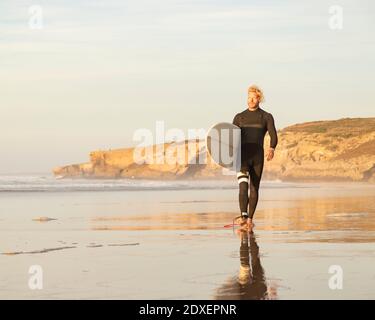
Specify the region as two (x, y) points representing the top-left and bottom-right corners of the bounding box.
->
(1, 0), (374, 173)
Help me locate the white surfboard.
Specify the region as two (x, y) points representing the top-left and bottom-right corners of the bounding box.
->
(205, 122), (241, 170)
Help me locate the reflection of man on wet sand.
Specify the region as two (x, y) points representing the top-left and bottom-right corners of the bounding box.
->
(215, 231), (278, 300)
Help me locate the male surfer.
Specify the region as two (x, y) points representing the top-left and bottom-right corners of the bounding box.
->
(232, 85), (278, 230)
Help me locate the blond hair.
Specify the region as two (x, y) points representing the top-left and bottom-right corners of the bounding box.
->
(248, 85), (265, 103)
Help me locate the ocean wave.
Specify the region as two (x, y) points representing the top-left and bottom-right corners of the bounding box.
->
(0, 174), (297, 192)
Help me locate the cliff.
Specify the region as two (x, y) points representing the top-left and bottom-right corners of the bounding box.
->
(52, 117), (375, 182)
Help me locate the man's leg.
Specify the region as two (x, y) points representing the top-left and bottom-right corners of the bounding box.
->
(248, 158), (264, 220)
(236, 171), (249, 218)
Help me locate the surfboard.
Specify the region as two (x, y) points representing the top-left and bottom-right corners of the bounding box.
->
(205, 122), (241, 170)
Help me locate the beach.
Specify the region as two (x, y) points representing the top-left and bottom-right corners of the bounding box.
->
(0, 174), (374, 299)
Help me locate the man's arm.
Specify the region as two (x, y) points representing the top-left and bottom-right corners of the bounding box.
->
(232, 114), (240, 127)
(266, 113), (278, 149)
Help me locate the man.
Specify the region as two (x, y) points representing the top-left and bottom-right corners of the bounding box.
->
(232, 85), (278, 230)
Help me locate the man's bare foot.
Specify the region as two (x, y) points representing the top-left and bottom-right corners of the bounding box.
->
(239, 217), (254, 231)
(247, 218), (254, 230)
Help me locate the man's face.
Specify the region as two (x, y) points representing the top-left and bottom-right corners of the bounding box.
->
(247, 91), (260, 109)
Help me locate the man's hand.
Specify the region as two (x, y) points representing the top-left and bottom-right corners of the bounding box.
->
(266, 148), (275, 161)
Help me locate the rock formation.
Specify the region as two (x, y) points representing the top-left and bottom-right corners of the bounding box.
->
(52, 117), (375, 182)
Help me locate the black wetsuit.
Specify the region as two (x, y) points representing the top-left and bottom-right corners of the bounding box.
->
(232, 107), (278, 219)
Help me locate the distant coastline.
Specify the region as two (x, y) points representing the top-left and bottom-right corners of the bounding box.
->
(52, 117), (375, 183)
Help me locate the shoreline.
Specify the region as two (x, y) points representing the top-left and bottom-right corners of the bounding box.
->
(1, 182), (374, 299)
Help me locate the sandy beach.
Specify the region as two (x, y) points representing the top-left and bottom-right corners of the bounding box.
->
(0, 175), (374, 299)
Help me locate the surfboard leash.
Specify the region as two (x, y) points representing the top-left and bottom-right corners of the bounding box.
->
(223, 215), (243, 233)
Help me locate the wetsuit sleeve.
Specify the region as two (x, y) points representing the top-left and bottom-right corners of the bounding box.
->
(266, 113), (278, 149)
(232, 114), (240, 127)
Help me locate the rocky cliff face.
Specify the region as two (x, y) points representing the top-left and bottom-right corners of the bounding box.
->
(264, 117), (375, 182)
(52, 117), (375, 182)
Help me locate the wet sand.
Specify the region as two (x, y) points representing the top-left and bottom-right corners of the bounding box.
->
(0, 181), (374, 299)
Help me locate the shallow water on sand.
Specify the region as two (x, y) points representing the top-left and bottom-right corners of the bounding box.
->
(0, 181), (374, 299)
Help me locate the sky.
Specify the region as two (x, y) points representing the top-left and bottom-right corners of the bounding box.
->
(1, 0), (374, 173)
